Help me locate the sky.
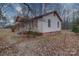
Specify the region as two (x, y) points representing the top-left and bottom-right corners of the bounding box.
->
(1, 3), (79, 24)
(3, 3), (79, 16)
(3, 3), (79, 17)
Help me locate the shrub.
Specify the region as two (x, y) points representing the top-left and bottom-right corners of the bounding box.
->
(27, 31), (42, 38)
(72, 20), (79, 33)
(72, 25), (79, 33)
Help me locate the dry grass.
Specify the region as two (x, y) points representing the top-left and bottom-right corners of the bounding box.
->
(0, 29), (79, 56)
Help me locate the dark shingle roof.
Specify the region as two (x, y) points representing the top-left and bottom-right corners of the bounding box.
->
(16, 11), (62, 22)
(31, 11), (62, 22)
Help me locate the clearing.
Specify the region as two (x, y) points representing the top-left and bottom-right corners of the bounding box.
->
(0, 29), (79, 56)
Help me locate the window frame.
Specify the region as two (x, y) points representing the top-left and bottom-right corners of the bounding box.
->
(57, 21), (60, 28)
(48, 19), (51, 27)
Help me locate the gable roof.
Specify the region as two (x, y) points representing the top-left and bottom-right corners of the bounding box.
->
(31, 11), (62, 22)
(16, 11), (62, 23)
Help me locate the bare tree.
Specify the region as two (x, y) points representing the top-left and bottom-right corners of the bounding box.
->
(0, 3), (6, 20)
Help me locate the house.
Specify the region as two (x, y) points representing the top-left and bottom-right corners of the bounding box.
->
(13, 11), (62, 35)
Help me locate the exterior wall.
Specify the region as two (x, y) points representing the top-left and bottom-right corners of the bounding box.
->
(15, 20), (38, 33)
(37, 13), (61, 33)
(30, 20), (38, 32)
(37, 18), (43, 32)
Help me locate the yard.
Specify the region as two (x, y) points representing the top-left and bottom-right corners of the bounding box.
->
(0, 29), (79, 56)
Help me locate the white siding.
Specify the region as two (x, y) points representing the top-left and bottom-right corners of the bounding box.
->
(37, 18), (43, 32)
(37, 13), (61, 33)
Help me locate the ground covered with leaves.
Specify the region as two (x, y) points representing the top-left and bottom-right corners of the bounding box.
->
(0, 29), (79, 56)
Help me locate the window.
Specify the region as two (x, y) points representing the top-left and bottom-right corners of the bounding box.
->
(48, 19), (51, 27)
(57, 21), (59, 28)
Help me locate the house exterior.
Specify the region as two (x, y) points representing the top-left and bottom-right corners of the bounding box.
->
(13, 11), (62, 35)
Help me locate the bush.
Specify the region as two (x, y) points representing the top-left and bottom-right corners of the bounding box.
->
(72, 18), (79, 33)
(27, 31), (42, 38)
(72, 24), (79, 33)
